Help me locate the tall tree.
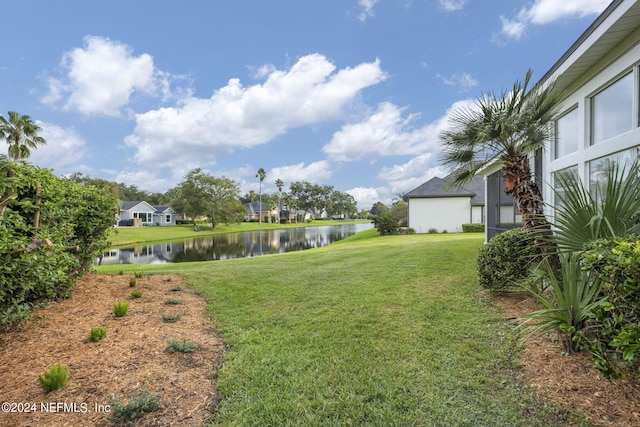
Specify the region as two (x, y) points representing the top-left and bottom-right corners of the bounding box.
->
(0, 111), (47, 161)
(439, 69), (564, 267)
(440, 70), (562, 229)
(256, 168), (266, 224)
(275, 178), (284, 223)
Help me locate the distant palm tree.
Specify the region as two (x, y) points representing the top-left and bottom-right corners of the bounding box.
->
(256, 168), (266, 224)
(440, 69), (564, 268)
(275, 178), (284, 223)
(0, 111), (47, 161)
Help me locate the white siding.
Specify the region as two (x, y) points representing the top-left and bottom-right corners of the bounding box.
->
(408, 197), (471, 233)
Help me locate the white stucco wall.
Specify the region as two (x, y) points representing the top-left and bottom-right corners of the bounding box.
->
(408, 197), (471, 233)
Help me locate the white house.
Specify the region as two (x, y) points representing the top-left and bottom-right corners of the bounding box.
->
(484, 0), (640, 241)
(118, 201), (177, 226)
(405, 175), (485, 233)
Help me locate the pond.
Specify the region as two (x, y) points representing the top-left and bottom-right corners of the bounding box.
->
(100, 223), (373, 265)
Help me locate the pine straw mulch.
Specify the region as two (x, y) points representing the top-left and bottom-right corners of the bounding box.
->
(0, 273), (224, 427)
(2, 276), (640, 426)
(490, 291), (640, 427)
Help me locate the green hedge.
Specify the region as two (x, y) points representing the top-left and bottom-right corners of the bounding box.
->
(477, 227), (542, 291)
(462, 223), (484, 233)
(0, 159), (118, 329)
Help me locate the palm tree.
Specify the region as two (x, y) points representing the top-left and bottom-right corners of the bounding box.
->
(439, 69), (564, 267)
(256, 168), (266, 224)
(0, 111), (47, 161)
(275, 178), (284, 223)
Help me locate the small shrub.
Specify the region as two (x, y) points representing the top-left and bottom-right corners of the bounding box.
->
(129, 278), (137, 287)
(462, 223), (484, 233)
(372, 212), (400, 235)
(118, 270), (124, 275)
(427, 228), (438, 234)
(113, 301), (129, 317)
(167, 338), (199, 353)
(88, 327), (107, 342)
(134, 271), (144, 279)
(477, 227), (543, 291)
(109, 389), (161, 424)
(38, 364), (68, 392)
(162, 313), (182, 323)
(130, 290), (142, 299)
(170, 285), (182, 292)
(165, 298), (182, 305)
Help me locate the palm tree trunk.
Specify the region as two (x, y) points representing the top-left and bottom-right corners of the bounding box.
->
(503, 154), (561, 274)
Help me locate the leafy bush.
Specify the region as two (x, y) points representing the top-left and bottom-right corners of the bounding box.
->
(372, 212), (400, 235)
(165, 298), (182, 305)
(88, 327), (107, 342)
(462, 223), (484, 233)
(109, 389), (161, 424)
(129, 279), (136, 287)
(113, 301), (129, 317)
(0, 159), (117, 330)
(134, 271), (144, 279)
(477, 227), (543, 291)
(38, 363), (68, 392)
(578, 236), (640, 377)
(130, 290), (142, 299)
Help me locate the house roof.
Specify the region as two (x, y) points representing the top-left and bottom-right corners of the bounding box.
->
(405, 175), (485, 206)
(539, 0), (640, 94)
(153, 205), (175, 214)
(246, 201), (269, 215)
(119, 200), (150, 211)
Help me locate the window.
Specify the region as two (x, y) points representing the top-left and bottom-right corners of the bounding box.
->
(588, 151), (632, 196)
(165, 214), (171, 223)
(133, 212), (151, 222)
(591, 72), (634, 145)
(553, 166), (578, 213)
(555, 108), (579, 159)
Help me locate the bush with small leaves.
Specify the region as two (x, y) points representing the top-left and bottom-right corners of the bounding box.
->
(165, 298), (182, 305)
(130, 290), (142, 299)
(162, 313), (182, 323)
(167, 338), (199, 353)
(38, 364), (68, 392)
(134, 271), (144, 279)
(170, 285), (182, 292)
(129, 279), (136, 287)
(88, 327), (107, 342)
(109, 389), (161, 424)
(113, 301), (129, 317)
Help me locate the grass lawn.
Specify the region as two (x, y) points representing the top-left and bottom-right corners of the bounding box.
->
(98, 230), (571, 426)
(108, 219), (369, 247)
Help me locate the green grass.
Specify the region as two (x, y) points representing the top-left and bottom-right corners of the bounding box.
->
(98, 230), (572, 426)
(107, 220), (369, 247)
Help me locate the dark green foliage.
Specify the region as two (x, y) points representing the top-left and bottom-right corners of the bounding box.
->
(161, 312), (182, 323)
(38, 363), (68, 392)
(477, 227), (543, 290)
(134, 271), (144, 279)
(167, 338), (199, 353)
(129, 278), (136, 287)
(109, 389), (161, 424)
(371, 212), (400, 235)
(130, 290), (142, 299)
(165, 298), (182, 305)
(462, 223), (484, 233)
(89, 326), (107, 342)
(0, 159), (117, 330)
(578, 236), (640, 377)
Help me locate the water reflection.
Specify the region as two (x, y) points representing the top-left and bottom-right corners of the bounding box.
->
(100, 223), (372, 265)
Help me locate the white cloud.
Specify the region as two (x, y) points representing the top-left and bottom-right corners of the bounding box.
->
(437, 72), (478, 91)
(41, 35), (176, 116)
(357, 0), (379, 22)
(28, 122), (87, 173)
(378, 154), (449, 194)
(500, 0), (610, 40)
(269, 161), (333, 186)
(324, 99), (469, 162)
(125, 54), (387, 170)
(346, 186), (390, 210)
(439, 0), (467, 11)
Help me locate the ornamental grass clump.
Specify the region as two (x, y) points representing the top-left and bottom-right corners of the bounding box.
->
(109, 389), (160, 424)
(162, 313), (182, 323)
(113, 301), (129, 317)
(88, 327), (107, 342)
(38, 364), (68, 392)
(167, 338), (199, 353)
(130, 290), (142, 299)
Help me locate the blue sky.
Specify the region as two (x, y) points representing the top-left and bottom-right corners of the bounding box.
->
(0, 0), (611, 209)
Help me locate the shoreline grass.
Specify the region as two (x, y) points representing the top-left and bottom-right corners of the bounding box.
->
(107, 219), (369, 247)
(97, 231), (573, 425)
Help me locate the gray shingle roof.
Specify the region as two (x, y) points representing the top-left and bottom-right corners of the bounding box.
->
(405, 175), (485, 206)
